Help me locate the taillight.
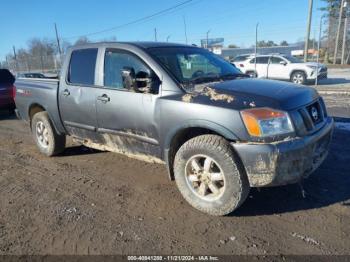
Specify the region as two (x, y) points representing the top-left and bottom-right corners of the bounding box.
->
(12, 85), (16, 100)
(239, 64), (244, 68)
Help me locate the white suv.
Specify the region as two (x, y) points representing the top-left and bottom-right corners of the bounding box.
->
(233, 54), (328, 85)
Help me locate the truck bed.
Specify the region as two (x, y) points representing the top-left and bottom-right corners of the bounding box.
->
(15, 78), (65, 133)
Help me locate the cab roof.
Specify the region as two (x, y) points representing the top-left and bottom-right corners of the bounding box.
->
(71, 41), (197, 50)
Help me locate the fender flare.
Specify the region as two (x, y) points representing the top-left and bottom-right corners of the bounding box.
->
(289, 69), (307, 79)
(162, 120), (240, 180)
(28, 102), (62, 135)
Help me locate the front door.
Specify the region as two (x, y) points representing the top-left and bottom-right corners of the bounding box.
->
(95, 49), (162, 159)
(267, 56), (290, 80)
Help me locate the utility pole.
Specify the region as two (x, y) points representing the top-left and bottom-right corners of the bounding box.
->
(12, 46), (18, 72)
(316, 14), (326, 87)
(154, 28), (157, 42)
(166, 35), (171, 42)
(304, 0), (313, 62)
(54, 23), (62, 56)
(255, 23), (259, 77)
(183, 15), (188, 44)
(5, 56), (9, 69)
(206, 30), (210, 49)
(341, 1), (348, 64)
(334, 0), (346, 64)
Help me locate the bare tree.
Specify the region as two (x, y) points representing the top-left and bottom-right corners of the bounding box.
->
(74, 36), (90, 46)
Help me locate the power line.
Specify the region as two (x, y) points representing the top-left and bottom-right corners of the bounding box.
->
(62, 0), (195, 40)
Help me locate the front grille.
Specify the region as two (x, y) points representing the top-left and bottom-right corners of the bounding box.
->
(306, 101), (323, 124)
(298, 99), (325, 132)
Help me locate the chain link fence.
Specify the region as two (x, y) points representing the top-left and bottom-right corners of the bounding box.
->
(3, 53), (64, 77)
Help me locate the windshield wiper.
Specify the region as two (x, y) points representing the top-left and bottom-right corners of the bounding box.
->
(219, 73), (249, 80)
(182, 73), (249, 90)
(190, 74), (221, 84)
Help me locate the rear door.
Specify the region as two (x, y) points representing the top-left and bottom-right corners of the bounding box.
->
(58, 48), (101, 141)
(249, 57), (269, 78)
(95, 48), (162, 158)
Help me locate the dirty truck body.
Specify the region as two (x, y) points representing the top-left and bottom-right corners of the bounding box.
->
(15, 42), (334, 216)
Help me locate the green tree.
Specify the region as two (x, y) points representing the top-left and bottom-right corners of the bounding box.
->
(257, 40), (277, 47)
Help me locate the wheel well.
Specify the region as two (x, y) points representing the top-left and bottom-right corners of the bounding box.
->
(167, 127), (229, 180)
(290, 70), (306, 79)
(245, 70), (257, 77)
(29, 104), (45, 122)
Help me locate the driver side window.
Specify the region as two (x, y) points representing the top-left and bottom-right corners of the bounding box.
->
(270, 57), (284, 64)
(104, 50), (158, 93)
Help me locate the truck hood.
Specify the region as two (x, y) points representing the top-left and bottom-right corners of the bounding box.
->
(191, 78), (319, 111)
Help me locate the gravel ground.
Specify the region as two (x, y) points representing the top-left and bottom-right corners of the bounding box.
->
(0, 76), (349, 256)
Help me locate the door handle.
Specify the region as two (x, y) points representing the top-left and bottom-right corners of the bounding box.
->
(97, 94), (110, 103)
(62, 89), (70, 97)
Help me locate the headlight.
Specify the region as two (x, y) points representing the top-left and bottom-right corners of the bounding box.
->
(241, 108), (294, 137)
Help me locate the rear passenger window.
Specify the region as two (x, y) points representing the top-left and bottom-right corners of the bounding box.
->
(68, 49), (98, 85)
(250, 57), (269, 64)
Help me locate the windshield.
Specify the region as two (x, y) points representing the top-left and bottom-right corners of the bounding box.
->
(282, 55), (302, 63)
(149, 47), (245, 89)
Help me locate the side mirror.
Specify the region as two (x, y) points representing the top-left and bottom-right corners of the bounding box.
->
(280, 61), (287, 66)
(135, 71), (157, 93)
(121, 67), (136, 91)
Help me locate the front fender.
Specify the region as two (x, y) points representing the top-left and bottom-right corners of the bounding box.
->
(162, 119), (240, 180)
(163, 119), (240, 151)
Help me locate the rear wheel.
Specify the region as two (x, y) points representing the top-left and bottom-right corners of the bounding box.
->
(174, 135), (250, 216)
(31, 111), (66, 156)
(246, 71), (257, 78)
(291, 71), (306, 85)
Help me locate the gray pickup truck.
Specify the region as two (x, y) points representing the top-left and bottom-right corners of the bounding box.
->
(15, 42), (333, 216)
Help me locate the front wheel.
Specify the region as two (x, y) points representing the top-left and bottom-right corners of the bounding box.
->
(31, 111), (66, 156)
(291, 71), (306, 85)
(174, 135), (250, 216)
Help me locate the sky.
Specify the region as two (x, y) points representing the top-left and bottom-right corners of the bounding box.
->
(0, 0), (326, 61)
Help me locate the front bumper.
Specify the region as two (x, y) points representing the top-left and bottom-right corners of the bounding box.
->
(0, 100), (15, 110)
(308, 70), (328, 80)
(233, 117), (334, 187)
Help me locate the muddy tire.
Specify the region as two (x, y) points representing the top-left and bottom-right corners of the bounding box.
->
(31, 111), (66, 156)
(291, 71), (306, 85)
(174, 135), (250, 216)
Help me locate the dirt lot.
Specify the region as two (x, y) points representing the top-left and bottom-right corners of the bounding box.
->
(0, 82), (350, 256)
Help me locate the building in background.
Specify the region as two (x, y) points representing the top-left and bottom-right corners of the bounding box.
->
(201, 38), (224, 55)
(221, 44), (305, 60)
